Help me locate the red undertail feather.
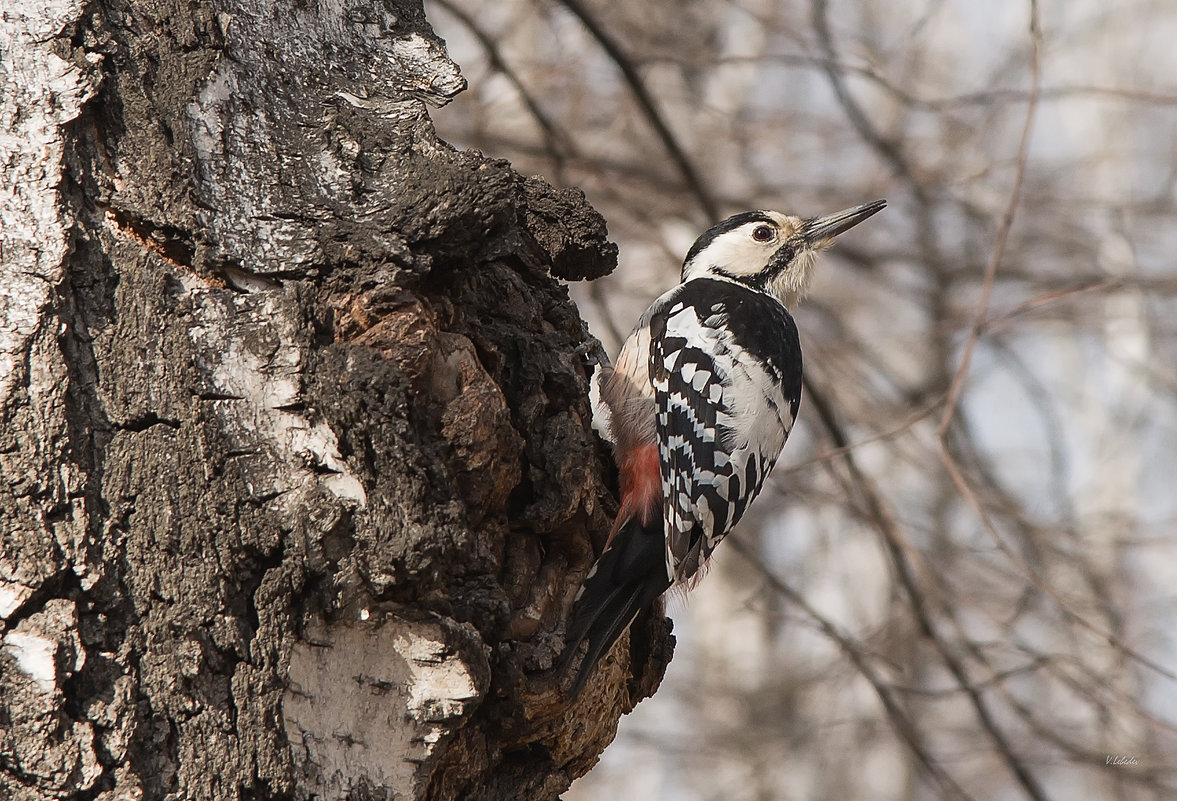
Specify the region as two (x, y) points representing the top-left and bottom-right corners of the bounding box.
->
(608, 443), (662, 545)
(560, 443), (670, 698)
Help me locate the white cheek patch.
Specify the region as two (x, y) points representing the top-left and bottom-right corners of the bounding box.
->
(682, 227), (781, 280)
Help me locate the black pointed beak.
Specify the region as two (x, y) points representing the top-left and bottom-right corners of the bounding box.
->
(803, 199), (886, 246)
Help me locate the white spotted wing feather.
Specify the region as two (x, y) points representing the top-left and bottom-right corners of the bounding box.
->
(649, 281), (802, 585)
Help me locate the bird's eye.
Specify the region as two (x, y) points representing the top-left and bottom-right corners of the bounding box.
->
(752, 225), (775, 242)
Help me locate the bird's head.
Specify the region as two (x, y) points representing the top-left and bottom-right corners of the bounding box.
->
(680, 199), (886, 307)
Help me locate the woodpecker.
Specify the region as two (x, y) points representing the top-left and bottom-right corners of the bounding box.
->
(562, 199), (886, 697)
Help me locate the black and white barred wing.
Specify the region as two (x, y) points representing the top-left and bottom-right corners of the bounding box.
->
(650, 282), (802, 585)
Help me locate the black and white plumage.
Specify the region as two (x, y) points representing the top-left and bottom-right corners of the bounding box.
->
(650, 278), (802, 583)
(562, 200), (886, 697)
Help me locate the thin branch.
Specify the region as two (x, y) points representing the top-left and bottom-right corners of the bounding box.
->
(978, 278), (1121, 335)
(552, 0), (720, 220)
(938, 0), (1041, 436)
(810, 382), (1054, 801)
(728, 538), (979, 801)
(646, 50), (1177, 112)
(432, 0), (577, 177)
(778, 393), (943, 476)
(810, 0), (916, 183)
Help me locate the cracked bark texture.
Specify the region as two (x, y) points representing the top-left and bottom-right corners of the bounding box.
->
(0, 0), (674, 798)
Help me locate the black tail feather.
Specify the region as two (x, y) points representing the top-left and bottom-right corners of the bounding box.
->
(559, 516), (672, 698)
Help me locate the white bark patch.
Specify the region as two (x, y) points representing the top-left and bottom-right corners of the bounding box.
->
(0, 580), (35, 619)
(0, 601), (100, 790)
(189, 289), (367, 508)
(0, 0), (99, 406)
(1, 599), (84, 691)
(283, 615), (481, 799)
(387, 33), (466, 101)
(2, 631), (58, 692)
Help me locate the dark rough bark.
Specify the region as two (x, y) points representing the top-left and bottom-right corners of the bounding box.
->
(0, 0), (673, 799)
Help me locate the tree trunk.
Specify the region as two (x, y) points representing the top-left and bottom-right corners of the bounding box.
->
(0, 1), (673, 798)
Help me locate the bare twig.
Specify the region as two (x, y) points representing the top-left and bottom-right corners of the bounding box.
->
(728, 538), (979, 801)
(805, 376), (1053, 801)
(432, 0), (577, 177)
(810, 0), (915, 182)
(552, 0), (721, 220)
(938, 0), (1041, 436)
